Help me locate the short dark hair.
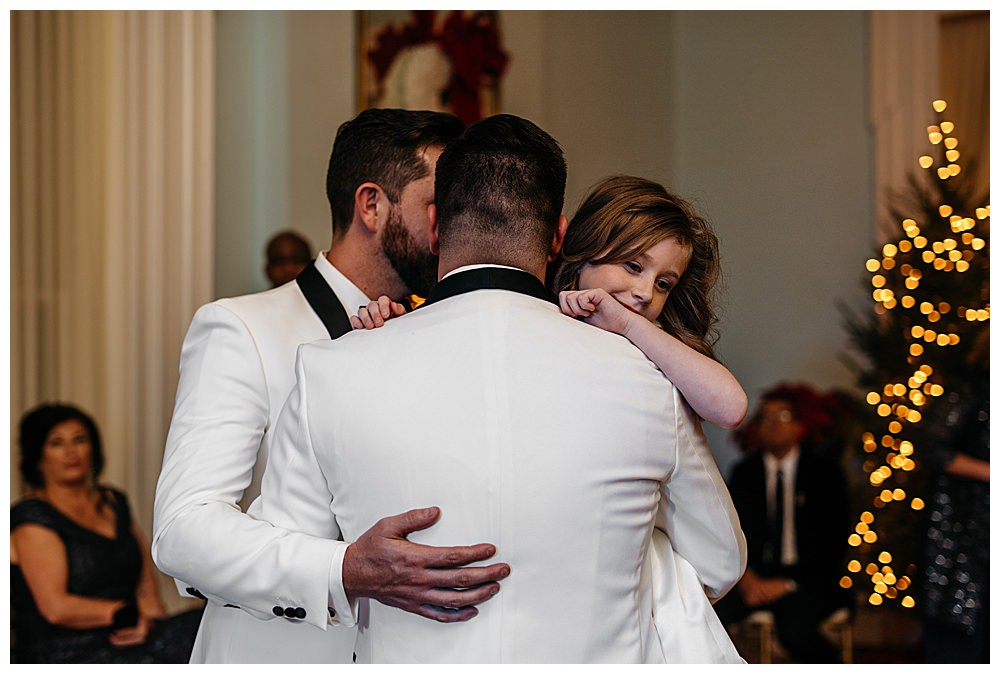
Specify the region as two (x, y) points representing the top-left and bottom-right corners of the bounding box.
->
(434, 114), (566, 255)
(19, 403), (104, 489)
(758, 391), (801, 421)
(325, 108), (464, 236)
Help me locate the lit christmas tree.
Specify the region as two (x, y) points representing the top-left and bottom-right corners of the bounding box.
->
(839, 99), (990, 610)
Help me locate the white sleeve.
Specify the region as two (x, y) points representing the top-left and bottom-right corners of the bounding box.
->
(658, 389), (747, 600)
(151, 302), (348, 630)
(257, 345), (358, 626)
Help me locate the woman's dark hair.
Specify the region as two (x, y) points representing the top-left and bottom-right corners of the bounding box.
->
(18, 403), (104, 489)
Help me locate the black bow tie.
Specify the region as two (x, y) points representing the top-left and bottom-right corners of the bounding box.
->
(421, 267), (558, 308)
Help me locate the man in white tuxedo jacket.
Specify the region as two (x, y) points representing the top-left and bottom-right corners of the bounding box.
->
(152, 109), (510, 663)
(258, 114), (746, 662)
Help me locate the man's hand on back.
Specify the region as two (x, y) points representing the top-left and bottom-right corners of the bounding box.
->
(342, 507), (510, 623)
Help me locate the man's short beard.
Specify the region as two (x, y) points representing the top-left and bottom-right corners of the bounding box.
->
(381, 207), (438, 297)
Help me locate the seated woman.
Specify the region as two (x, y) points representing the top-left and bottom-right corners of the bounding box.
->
(10, 403), (201, 663)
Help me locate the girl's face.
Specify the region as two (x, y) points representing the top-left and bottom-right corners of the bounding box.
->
(578, 236), (692, 322)
(39, 419), (93, 487)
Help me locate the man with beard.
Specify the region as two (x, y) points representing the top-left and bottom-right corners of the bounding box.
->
(152, 109), (510, 663)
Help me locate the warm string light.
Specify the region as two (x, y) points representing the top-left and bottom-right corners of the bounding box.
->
(846, 99), (990, 609)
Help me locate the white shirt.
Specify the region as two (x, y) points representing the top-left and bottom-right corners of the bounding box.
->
(763, 446), (800, 566)
(314, 249), (371, 316)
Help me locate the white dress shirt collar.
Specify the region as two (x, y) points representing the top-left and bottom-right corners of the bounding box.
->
(442, 263), (524, 280)
(314, 251), (371, 314)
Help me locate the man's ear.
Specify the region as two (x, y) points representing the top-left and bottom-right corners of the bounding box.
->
(547, 214), (570, 262)
(428, 204), (440, 255)
(355, 182), (383, 233)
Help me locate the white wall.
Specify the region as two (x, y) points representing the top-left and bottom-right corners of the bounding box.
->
(214, 10), (874, 474)
(215, 10), (355, 298)
(672, 11), (873, 472)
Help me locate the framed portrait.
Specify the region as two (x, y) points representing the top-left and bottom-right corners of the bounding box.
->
(357, 10), (508, 124)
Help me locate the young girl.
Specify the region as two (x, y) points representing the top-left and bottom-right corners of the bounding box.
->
(352, 175), (747, 662)
(354, 175), (747, 430)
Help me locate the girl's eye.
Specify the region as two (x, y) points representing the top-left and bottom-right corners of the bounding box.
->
(624, 261), (641, 273)
(655, 280), (673, 293)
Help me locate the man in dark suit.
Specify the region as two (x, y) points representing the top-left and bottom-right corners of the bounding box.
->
(714, 390), (852, 663)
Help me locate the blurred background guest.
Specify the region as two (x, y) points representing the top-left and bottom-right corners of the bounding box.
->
(919, 328), (989, 664)
(10, 403), (201, 663)
(264, 230), (313, 287)
(713, 385), (853, 663)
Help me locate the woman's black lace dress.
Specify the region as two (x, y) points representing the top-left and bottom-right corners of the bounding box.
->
(10, 488), (201, 663)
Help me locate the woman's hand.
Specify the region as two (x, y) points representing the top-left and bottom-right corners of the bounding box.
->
(350, 296), (408, 330)
(559, 288), (637, 336)
(108, 614), (155, 647)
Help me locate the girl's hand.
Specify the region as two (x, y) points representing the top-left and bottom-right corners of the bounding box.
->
(350, 296), (408, 330)
(559, 288), (636, 336)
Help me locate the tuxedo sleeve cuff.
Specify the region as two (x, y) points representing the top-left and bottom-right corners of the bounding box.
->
(327, 542), (359, 627)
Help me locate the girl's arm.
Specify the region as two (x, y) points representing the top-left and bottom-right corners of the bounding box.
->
(560, 288), (748, 429)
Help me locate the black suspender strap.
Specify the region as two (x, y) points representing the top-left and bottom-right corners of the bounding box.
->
(294, 260), (353, 339)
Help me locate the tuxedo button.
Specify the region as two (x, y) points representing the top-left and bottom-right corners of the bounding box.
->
(283, 607), (296, 618)
(294, 607), (306, 619)
(272, 606), (284, 617)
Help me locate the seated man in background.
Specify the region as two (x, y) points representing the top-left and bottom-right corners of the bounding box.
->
(264, 230), (313, 288)
(713, 389), (853, 663)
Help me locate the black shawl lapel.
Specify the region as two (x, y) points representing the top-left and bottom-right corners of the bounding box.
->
(421, 267), (558, 308)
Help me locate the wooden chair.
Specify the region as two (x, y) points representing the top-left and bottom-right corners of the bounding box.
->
(733, 607), (853, 663)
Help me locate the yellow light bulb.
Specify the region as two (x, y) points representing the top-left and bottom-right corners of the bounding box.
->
(945, 137), (958, 149)
(919, 156), (933, 169)
(878, 551), (892, 563)
(848, 559), (862, 572)
(937, 167), (950, 178)
(902, 596), (915, 608)
(933, 100), (947, 112)
(946, 149), (960, 162)
(940, 121), (955, 133)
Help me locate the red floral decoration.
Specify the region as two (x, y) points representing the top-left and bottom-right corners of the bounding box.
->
(368, 10), (509, 124)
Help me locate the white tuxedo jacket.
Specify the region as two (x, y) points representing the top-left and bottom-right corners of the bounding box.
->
(258, 268), (745, 663)
(152, 255), (360, 663)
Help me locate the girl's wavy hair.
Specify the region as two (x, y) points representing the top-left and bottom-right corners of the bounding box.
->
(554, 175), (721, 359)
